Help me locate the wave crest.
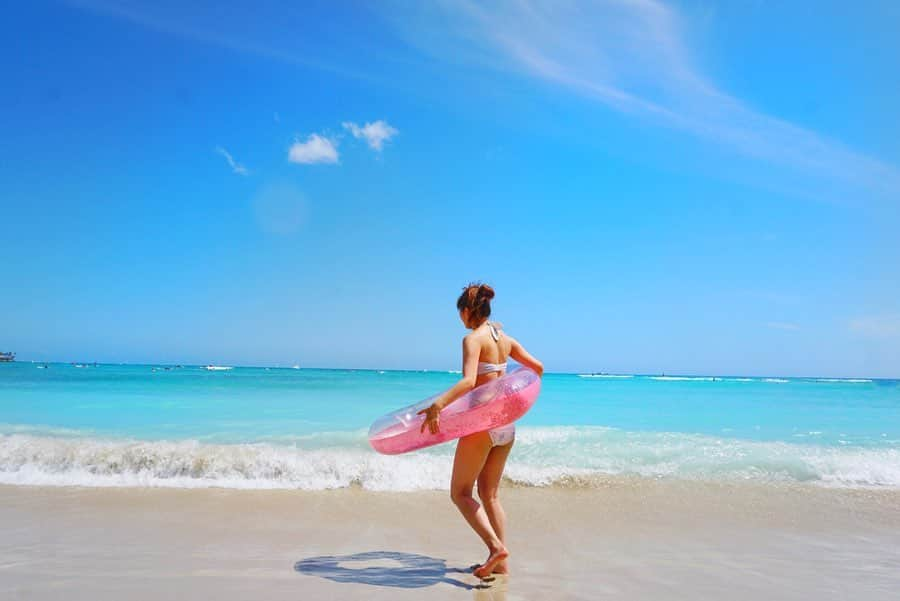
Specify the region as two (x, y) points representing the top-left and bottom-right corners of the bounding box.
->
(1, 427), (898, 491)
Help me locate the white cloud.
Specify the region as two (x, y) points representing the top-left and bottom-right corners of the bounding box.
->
(767, 322), (800, 331)
(388, 1), (899, 196)
(288, 134), (339, 164)
(214, 146), (248, 176)
(849, 315), (900, 339)
(342, 120), (399, 151)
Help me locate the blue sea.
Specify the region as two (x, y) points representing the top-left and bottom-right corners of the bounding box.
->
(1, 362), (898, 490)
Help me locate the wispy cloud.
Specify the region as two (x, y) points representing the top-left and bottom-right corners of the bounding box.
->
(849, 315), (900, 339)
(66, 0), (373, 82)
(288, 134), (339, 165)
(767, 322), (800, 332)
(215, 146), (248, 176)
(389, 0), (899, 195)
(342, 120), (399, 151)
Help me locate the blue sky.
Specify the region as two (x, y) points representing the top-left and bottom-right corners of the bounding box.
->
(2, 1), (899, 377)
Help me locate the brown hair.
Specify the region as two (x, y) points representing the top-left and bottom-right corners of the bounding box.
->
(456, 282), (495, 323)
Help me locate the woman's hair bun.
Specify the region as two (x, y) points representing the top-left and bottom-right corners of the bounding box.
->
(457, 282), (495, 321)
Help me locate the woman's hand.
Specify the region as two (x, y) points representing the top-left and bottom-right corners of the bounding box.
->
(417, 403), (442, 435)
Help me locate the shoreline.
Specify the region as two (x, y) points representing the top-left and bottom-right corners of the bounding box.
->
(4, 426), (899, 490)
(3, 480), (898, 600)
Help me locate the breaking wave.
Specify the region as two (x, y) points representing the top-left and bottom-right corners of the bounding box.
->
(2, 427), (898, 491)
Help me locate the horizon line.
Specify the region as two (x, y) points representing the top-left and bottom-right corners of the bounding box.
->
(2, 360), (896, 381)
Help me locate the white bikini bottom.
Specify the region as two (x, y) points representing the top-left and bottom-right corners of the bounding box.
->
(488, 423), (515, 447)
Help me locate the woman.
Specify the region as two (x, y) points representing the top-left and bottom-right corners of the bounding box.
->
(418, 283), (543, 579)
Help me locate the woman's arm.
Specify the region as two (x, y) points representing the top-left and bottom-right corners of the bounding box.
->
(418, 336), (480, 434)
(507, 335), (543, 377)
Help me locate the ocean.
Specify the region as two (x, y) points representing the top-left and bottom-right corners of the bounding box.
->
(1, 363), (898, 490)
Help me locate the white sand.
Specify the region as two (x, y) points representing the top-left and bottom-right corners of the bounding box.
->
(1, 481), (898, 600)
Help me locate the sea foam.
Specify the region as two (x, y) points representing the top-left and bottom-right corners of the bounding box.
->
(2, 427), (898, 491)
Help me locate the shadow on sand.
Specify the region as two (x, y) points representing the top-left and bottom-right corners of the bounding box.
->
(294, 551), (484, 590)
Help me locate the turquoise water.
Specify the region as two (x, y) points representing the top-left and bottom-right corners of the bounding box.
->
(1, 363), (898, 490)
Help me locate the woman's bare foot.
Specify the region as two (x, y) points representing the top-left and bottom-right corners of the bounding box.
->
(473, 545), (509, 579)
(475, 559), (508, 574)
(492, 558), (509, 574)
(471, 559), (508, 573)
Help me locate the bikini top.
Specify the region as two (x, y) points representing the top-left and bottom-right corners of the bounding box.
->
(477, 322), (507, 375)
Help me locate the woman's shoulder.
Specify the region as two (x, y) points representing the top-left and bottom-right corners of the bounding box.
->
(462, 328), (490, 347)
(462, 331), (481, 346)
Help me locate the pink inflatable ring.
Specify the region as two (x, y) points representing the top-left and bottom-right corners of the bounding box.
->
(368, 367), (541, 455)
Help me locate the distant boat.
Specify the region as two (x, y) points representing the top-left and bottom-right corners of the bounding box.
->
(0, 351), (14, 363)
(292, 364), (301, 370)
(204, 365), (233, 371)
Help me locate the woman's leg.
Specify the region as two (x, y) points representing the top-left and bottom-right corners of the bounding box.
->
(477, 440), (513, 574)
(451, 432), (508, 577)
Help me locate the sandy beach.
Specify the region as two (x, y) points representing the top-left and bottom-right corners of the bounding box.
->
(2, 480), (898, 600)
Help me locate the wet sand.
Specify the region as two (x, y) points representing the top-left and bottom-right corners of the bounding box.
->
(1, 481), (898, 600)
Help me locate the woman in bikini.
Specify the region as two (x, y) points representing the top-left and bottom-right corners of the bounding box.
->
(418, 283), (543, 579)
